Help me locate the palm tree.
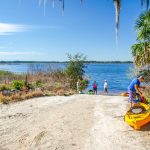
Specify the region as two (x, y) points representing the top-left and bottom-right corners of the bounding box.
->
(131, 42), (150, 67)
(135, 11), (150, 41)
(131, 11), (150, 67)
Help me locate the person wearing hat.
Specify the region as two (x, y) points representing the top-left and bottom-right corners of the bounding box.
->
(128, 75), (145, 108)
(104, 80), (108, 94)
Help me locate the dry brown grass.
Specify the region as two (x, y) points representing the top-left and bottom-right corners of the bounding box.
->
(28, 90), (43, 98)
(0, 88), (75, 104)
(56, 89), (65, 96)
(0, 94), (11, 104)
(0, 90), (44, 104)
(0, 69), (75, 104)
(11, 93), (23, 101)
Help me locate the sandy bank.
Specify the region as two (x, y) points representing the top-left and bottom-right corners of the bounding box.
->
(0, 95), (150, 150)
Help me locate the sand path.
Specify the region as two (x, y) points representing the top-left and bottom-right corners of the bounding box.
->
(0, 95), (150, 150)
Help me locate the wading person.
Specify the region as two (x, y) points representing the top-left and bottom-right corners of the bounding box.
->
(93, 81), (98, 95)
(128, 75), (145, 108)
(104, 80), (108, 94)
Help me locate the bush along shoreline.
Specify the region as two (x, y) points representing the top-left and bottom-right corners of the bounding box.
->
(0, 53), (88, 104)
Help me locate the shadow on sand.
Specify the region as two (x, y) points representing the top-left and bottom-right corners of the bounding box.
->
(139, 123), (150, 131)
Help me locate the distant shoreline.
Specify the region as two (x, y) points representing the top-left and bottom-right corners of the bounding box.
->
(0, 61), (133, 64)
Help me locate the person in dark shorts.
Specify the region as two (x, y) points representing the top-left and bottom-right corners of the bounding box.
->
(128, 75), (145, 108)
(93, 81), (98, 95)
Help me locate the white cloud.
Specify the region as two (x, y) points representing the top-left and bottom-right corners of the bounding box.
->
(0, 51), (37, 56)
(0, 23), (63, 35)
(0, 23), (29, 35)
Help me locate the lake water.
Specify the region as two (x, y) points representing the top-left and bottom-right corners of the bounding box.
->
(85, 63), (133, 93)
(0, 63), (133, 94)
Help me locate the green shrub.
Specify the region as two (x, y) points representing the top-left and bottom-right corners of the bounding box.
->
(12, 80), (25, 90)
(35, 80), (43, 87)
(27, 83), (34, 89)
(79, 79), (89, 91)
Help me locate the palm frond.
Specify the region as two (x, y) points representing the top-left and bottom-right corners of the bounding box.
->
(113, 0), (121, 35)
(59, 0), (64, 12)
(141, 0), (149, 10)
(135, 11), (150, 41)
(146, 0), (149, 11)
(141, 0), (144, 7)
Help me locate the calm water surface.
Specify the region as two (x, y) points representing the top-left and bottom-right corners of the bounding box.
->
(0, 63), (133, 94)
(85, 63), (133, 93)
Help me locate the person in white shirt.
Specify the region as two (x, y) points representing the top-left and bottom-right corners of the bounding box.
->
(104, 80), (108, 94)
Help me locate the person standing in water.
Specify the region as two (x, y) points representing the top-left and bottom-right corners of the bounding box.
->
(104, 80), (108, 94)
(93, 81), (98, 95)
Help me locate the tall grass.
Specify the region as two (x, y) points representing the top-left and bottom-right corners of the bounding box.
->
(0, 66), (73, 104)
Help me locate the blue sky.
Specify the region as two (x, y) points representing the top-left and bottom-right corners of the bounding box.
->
(0, 0), (146, 61)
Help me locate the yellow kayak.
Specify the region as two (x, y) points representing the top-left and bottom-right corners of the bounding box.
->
(121, 92), (129, 97)
(146, 97), (150, 103)
(125, 103), (150, 130)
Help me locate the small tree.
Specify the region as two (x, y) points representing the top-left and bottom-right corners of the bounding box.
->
(65, 53), (86, 89)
